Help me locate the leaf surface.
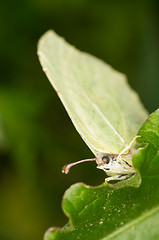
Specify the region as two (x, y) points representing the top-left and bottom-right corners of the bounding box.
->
(44, 109), (159, 240)
(38, 30), (148, 156)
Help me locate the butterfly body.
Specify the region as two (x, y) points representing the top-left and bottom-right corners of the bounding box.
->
(96, 154), (135, 182)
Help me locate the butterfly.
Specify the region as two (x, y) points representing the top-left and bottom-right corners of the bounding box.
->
(38, 30), (148, 182)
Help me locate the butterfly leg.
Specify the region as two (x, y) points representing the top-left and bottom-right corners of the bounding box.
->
(105, 174), (131, 182)
(118, 135), (141, 158)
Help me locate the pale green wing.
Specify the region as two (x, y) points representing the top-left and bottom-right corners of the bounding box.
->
(38, 30), (148, 156)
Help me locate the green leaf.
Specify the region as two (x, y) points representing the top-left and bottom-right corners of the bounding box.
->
(44, 109), (159, 240)
(134, 109), (159, 178)
(38, 30), (148, 156)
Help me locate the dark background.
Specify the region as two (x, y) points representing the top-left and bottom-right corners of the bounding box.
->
(0, 1), (158, 240)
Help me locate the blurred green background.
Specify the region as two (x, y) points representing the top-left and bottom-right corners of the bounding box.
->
(0, 0), (159, 239)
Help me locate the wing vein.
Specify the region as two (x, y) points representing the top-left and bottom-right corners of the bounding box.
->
(83, 93), (126, 144)
(92, 102), (125, 143)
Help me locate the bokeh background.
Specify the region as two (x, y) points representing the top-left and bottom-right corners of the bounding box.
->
(0, 1), (159, 240)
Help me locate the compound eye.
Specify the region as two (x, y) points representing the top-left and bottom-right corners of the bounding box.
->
(102, 156), (110, 164)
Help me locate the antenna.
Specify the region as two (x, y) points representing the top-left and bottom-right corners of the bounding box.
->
(62, 158), (97, 174)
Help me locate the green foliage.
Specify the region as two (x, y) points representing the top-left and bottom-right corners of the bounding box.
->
(44, 109), (159, 240)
